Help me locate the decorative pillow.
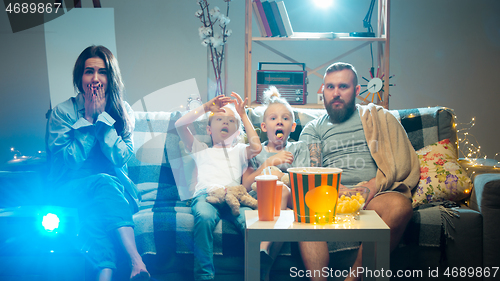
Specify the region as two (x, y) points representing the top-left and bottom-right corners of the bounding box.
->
(412, 139), (472, 207)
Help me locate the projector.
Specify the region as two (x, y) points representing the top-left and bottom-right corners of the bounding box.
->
(0, 205), (79, 255)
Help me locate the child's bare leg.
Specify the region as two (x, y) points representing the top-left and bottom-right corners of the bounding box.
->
(268, 241), (284, 260)
(260, 185), (290, 253)
(283, 184), (294, 209)
(260, 240), (285, 280)
(97, 268), (112, 281)
(260, 241), (274, 281)
(263, 240), (285, 281)
(281, 184), (290, 210)
(116, 226), (150, 280)
(261, 184), (289, 280)
(260, 185), (291, 280)
(260, 241), (272, 253)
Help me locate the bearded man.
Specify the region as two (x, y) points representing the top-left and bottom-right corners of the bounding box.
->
(298, 62), (420, 281)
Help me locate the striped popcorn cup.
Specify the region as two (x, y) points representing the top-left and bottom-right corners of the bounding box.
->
(288, 167), (342, 224)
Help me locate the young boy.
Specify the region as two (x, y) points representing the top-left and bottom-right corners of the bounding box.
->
(175, 92), (261, 281)
(243, 86), (310, 207)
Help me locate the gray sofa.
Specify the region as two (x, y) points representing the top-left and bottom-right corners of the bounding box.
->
(0, 106), (498, 281)
(128, 106), (500, 281)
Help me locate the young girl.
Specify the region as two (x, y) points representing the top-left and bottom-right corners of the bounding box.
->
(175, 92), (261, 281)
(242, 86), (310, 280)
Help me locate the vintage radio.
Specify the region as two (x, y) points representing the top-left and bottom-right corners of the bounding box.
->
(256, 62), (307, 105)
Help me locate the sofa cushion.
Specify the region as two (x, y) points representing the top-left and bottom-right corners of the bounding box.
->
(127, 111), (182, 210)
(412, 139), (472, 207)
(133, 205), (245, 257)
(389, 107), (456, 153)
(129, 111), (215, 206)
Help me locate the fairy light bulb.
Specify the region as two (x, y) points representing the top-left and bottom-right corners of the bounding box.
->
(456, 116), (497, 161)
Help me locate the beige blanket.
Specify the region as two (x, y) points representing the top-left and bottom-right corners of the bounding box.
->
(358, 104), (420, 198)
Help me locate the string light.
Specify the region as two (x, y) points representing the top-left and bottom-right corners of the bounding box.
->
(10, 147), (22, 160)
(455, 116), (499, 168)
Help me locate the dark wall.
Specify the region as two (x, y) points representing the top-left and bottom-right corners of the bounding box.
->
(0, 20), (50, 164)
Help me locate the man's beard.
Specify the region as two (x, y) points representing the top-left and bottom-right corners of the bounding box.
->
(325, 96), (356, 123)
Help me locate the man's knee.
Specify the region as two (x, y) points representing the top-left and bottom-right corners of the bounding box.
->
(368, 192), (413, 221)
(299, 241), (328, 253)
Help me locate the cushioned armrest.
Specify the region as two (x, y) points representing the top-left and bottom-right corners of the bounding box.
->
(458, 158), (500, 181)
(469, 173), (500, 212)
(468, 173), (500, 268)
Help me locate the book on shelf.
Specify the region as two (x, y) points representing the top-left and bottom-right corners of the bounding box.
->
(261, 0), (280, 37)
(252, 1), (266, 37)
(253, 0), (272, 37)
(269, 1), (286, 37)
(276, 1), (293, 37)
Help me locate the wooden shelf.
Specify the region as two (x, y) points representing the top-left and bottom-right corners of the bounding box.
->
(252, 36), (387, 42)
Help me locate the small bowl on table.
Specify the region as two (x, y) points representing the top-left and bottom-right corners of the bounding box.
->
(336, 186), (369, 220)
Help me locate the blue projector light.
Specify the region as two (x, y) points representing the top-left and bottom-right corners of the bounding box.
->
(42, 213), (60, 232)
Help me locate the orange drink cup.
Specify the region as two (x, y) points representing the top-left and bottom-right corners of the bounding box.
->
(287, 167), (342, 224)
(274, 181), (284, 217)
(256, 175), (278, 221)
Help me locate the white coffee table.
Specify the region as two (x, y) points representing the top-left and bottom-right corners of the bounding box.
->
(245, 210), (390, 281)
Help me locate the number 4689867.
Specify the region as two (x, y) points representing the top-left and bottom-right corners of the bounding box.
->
(443, 267), (499, 278)
(5, 2), (62, 14)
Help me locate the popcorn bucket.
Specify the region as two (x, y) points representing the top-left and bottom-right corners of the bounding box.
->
(288, 167), (342, 224)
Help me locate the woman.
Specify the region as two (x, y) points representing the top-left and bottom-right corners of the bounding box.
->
(46, 45), (149, 281)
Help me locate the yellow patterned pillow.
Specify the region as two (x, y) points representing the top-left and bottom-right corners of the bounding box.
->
(412, 139), (472, 207)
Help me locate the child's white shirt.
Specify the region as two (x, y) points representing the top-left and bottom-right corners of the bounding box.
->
(190, 138), (248, 197)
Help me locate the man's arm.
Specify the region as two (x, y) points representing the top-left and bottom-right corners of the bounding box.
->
(308, 143), (321, 168)
(362, 177), (377, 206)
(298, 121), (322, 168)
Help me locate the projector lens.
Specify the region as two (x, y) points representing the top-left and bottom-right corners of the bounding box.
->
(42, 213), (60, 232)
